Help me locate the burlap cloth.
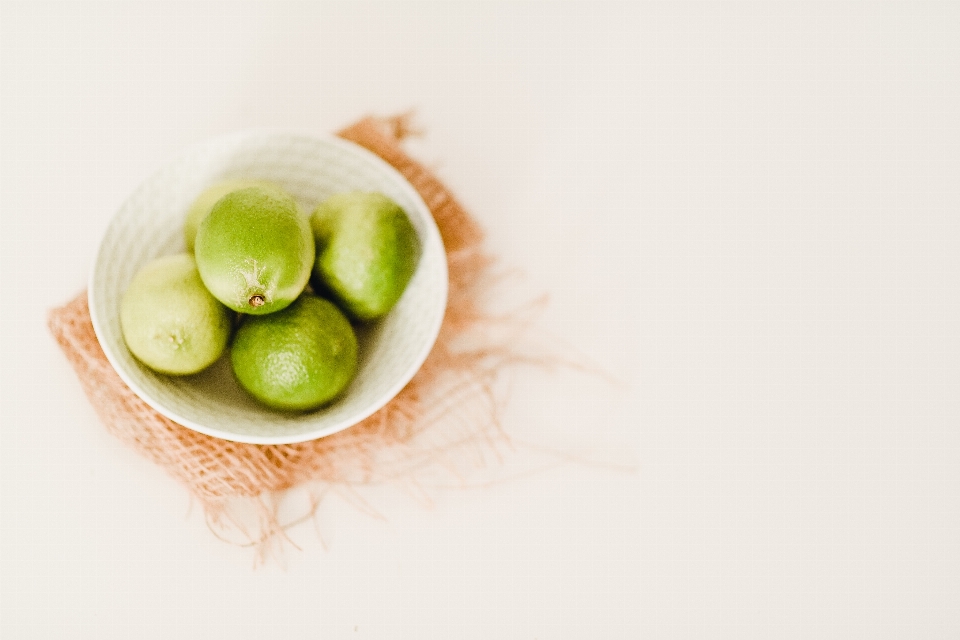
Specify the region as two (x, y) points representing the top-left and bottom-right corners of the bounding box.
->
(49, 115), (546, 559)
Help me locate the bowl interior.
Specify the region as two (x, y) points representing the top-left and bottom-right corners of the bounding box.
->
(89, 132), (448, 444)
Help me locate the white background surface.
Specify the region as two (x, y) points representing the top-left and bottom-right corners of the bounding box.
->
(1, 1), (959, 638)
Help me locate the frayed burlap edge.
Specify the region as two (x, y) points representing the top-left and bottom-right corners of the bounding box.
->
(48, 114), (546, 563)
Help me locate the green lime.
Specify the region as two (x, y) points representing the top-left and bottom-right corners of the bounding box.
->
(310, 191), (419, 321)
(231, 294), (358, 411)
(184, 179), (277, 252)
(194, 185), (314, 315)
(120, 253), (232, 375)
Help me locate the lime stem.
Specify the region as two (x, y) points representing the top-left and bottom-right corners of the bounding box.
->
(249, 295), (265, 308)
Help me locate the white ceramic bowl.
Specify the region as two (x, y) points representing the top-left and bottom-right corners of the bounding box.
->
(89, 131), (448, 444)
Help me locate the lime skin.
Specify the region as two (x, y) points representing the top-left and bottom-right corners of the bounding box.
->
(184, 179), (278, 252)
(310, 191), (419, 322)
(120, 253), (232, 375)
(230, 294), (359, 411)
(195, 185), (314, 316)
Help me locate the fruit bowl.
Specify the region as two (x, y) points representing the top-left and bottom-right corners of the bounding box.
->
(88, 131), (448, 444)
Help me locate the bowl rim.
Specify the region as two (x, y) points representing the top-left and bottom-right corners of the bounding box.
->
(88, 129), (448, 445)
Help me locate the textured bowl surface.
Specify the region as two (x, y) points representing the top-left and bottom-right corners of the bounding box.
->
(89, 131), (448, 444)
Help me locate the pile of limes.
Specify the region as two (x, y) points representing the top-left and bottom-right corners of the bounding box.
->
(120, 182), (419, 412)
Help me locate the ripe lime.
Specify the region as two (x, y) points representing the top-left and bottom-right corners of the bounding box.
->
(183, 179), (277, 252)
(194, 185), (314, 315)
(310, 191), (419, 321)
(231, 294), (358, 411)
(120, 253), (232, 375)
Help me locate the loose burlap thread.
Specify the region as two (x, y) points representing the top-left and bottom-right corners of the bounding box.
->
(48, 115), (543, 560)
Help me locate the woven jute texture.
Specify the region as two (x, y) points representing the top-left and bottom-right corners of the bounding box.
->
(48, 115), (531, 559)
